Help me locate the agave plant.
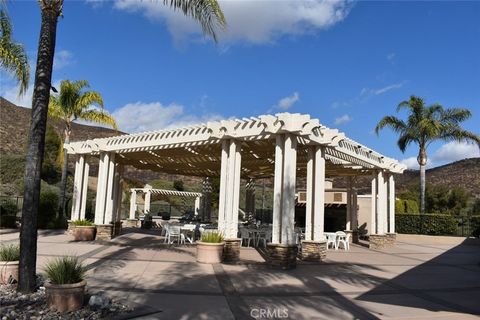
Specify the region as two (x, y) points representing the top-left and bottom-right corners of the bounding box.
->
(0, 244), (20, 261)
(201, 231), (224, 243)
(71, 219), (95, 227)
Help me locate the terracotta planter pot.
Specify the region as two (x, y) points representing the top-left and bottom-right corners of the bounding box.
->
(196, 241), (225, 264)
(72, 226), (96, 241)
(0, 261), (19, 284)
(45, 280), (86, 312)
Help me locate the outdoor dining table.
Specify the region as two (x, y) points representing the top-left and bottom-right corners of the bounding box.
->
(180, 224), (196, 243)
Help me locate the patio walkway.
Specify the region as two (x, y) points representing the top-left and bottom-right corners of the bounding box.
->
(1, 229), (479, 319)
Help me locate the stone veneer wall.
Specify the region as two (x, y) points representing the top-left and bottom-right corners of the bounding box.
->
(266, 244), (298, 270)
(223, 238), (242, 262)
(369, 234), (387, 249)
(124, 219), (139, 228)
(95, 224), (113, 241)
(385, 233), (397, 246)
(301, 240), (327, 262)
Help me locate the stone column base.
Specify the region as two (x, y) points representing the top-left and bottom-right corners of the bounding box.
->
(369, 234), (387, 249)
(223, 238), (242, 262)
(124, 219), (139, 228)
(385, 233), (397, 246)
(266, 243), (298, 270)
(95, 224), (114, 241)
(344, 230), (359, 244)
(301, 240), (327, 262)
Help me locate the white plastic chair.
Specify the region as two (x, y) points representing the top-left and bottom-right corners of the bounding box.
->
(336, 231), (350, 250)
(168, 226), (185, 244)
(162, 224), (170, 243)
(326, 233), (337, 249)
(256, 230), (272, 247)
(240, 228), (255, 247)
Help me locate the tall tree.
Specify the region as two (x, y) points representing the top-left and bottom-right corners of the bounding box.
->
(0, 2), (30, 95)
(49, 79), (117, 217)
(18, 0), (225, 293)
(375, 95), (480, 214)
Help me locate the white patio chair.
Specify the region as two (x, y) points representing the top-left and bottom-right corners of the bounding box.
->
(326, 233), (337, 250)
(162, 224), (170, 243)
(168, 226), (185, 244)
(256, 229), (272, 247)
(336, 231), (350, 250)
(240, 228), (255, 247)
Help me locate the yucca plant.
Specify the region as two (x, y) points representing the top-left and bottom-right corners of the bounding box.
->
(72, 219), (94, 226)
(43, 256), (86, 285)
(201, 231), (224, 243)
(0, 244), (20, 261)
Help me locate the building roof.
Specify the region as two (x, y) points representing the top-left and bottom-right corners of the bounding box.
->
(66, 112), (406, 178)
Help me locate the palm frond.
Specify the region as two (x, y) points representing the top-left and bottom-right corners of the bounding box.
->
(397, 131), (417, 153)
(375, 115), (407, 135)
(79, 109), (118, 130)
(77, 91), (103, 111)
(438, 128), (480, 147)
(440, 107), (472, 124)
(163, 0), (226, 42)
(47, 95), (66, 121)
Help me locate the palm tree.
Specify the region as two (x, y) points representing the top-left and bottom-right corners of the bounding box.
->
(19, 0), (225, 293)
(49, 79), (118, 218)
(0, 2), (30, 95)
(375, 95), (480, 214)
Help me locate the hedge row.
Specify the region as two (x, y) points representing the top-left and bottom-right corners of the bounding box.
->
(471, 215), (480, 237)
(395, 214), (457, 235)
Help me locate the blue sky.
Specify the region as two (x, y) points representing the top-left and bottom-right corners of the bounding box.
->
(1, 0), (479, 169)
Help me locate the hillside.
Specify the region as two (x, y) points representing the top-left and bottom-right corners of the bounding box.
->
(1, 97), (479, 198)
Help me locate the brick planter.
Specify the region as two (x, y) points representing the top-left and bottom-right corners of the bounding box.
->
(386, 233), (397, 246)
(124, 219), (139, 228)
(301, 240), (327, 262)
(95, 224), (113, 241)
(266, 243), (298, 270)
(223, 238), (241, 262)
(369, 234), (387, 249)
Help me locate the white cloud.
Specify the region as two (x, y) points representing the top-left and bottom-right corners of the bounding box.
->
(0, 82), (33, 108)
(432, 141), (480, 164)
(400, 157), (419, 170)
(360, 81), (405, 97)
(112, 101), (224, 133)
(53, 50), (74, 70)
(114, 0), (354, 44)
(334, 114), (352, 125)
(276, 92), (299, 110)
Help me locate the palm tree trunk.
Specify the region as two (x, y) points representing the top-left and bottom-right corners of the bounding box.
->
(419, 164), (426, 214)
(417, 146), (427, 215)
(58, 131), (69, 218)
(18, 6), (59, 293)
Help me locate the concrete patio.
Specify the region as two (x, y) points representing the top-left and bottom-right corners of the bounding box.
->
(1, 229), (479, 319)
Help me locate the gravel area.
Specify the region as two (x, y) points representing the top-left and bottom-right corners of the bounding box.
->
(0, 284), (132, 320)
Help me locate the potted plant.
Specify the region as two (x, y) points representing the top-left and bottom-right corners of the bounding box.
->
(71, 220), (96, 241)
(0, 244), (20, 284)
(44, 256), (87, 312)
(196, 231), (225, 264)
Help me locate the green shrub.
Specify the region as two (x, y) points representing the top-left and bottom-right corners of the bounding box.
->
(43, 256), (86, 285)
(395, 199), (405, 214)
(0, 200), (18, 228)
(38, 190), (59, 229)
(0, 244), (20, 261)
(201, 231), (224, 243)
(395, 199), (419, 214)
(470, 215), (480, 237)
(396, 213), (457, 235)
(72, 219), (94, 226)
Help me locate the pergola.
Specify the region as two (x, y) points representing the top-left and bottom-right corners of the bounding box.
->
(67, 112), (405, 266)
(128, 186), (202, 219)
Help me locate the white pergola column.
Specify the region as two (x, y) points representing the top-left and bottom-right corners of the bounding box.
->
(245, 178), (256, 215)
(370, 172), (377, 235)
(129, 189), (137, 219)
(218, 140), (229, 234)
(79, 158), (90, 220)
(352, 187), (358, 231)
(313, 146), (326, 242)
(194, 196), (201, 216)
(346, 176), (353, 231)
(377, 170), (386, 235)
(281, 134), (297, 245)
(71, 155), (84, 221)
(112, 164), (123, 223)
(304, 147), (315, 241)
(230, 141), (242, 238)
(388, 174), (395, 233)
(144, 184), (152, 214)
(103, 153), (116, 224)
(94, 152), (110, 225)
(272, 135), (284, 244)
